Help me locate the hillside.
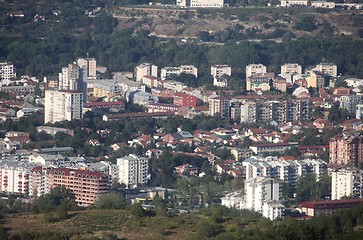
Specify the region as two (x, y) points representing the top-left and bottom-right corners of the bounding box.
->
(112, 7), (363, 41)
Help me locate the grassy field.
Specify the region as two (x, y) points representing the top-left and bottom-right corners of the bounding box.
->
(3, 210), (201, 240)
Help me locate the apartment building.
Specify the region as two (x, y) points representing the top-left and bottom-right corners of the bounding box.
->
(161, 65), (198, 80)
(211, 65), (232, 78)
(44, 90), (83, 124)
(280, 63), (302, 75)
(209, 96), (230, 118)
(177, 0), (224, 8)
(134, 63), (158, 82)
(246, 64), (267, 79)
(241, 101), (257, 123)
(246, 75), (271, 91)
(173, 92), (197, 108)
(230, 102), (242, 122)
(240, 99), (309, 124)
(313, 63), (338, 77)
(0, 162), (31, 195)
(306, 70), (325, 88)
(243, 157), (327, 196)
(93, 81), (121, 99)
(331, 168), (363, 200)
(77, 58), (97, 80)
(30, 167), (111, 206)
(340, 95), (363, 114)
(244, 176), (284, 220)
(280, 0), (309, 7)
(329, 133), (363, 167)
(0, 62), (16, 81)
(116, 154), (149, 188)
(59, 63), (82, 91)
(213, 76), (228, 88)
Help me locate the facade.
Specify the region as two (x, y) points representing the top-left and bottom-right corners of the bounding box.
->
(160, 65), (198, 80)
(280, 63), (302, 75)
(116, 154), (149, 188)
(173, 92), (197, 108)
(230, 102), (242, 122)
(0, 85), (35, 95)
(246, 64), (267, 79)
(329, 133), (363, 167)
(134, 63), (158, 82)
(0, 62), (16, 81)
(44, 90), (83, 124)
(244, 176), (284, 220)
(77, 58), (97, 80)
(241, 101), (257, 123)
(209, 96), (230, 118)
(211, 65), (232, 78)
(177, 0), (224, 8)
(331, 168), (363, 200)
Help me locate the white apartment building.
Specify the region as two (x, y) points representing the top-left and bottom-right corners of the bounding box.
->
(0, 162), (31, 195)
(263, 200), (285, 220)
(244, 176), (283, 219)
(77, 58), (97, 80)
(177, 0), (224, 8)
(44, 90), (83, 124)
(280, 0), (309, 7)
(116, 154), (149, 188)
(246, 64), (267, 79)
(211, 65), (232, 78)
(331, 169), (363, 200)
(313, 63), (338, 77)
(345, 78), (363, 88)
(281, 63), (302, 75)
(134, 63), (158, 82)
(160, 65), (198, 80)
(0, 62), (16, 81)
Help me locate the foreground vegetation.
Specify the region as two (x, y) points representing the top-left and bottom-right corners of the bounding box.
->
(2, 198), (363, 240)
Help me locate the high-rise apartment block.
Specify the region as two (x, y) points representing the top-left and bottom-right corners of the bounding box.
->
(116, 154), (149, 188)
(0, 62), (16, 81)
(77, 58), (97, 80)
(244, 176), (284, 220)
(160, 65), (198, 80)
(329, 133), (363, 167)
(177, 0), (224, 8)
(240, 99), (309, 124)
(280, 63), (302, 75)
(44, 90), (83, 124)
(59, 63), (82, 91)
(209, 96), (230, 118)
(331, 168), (363, 200)
(134, 63), (158, 82)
